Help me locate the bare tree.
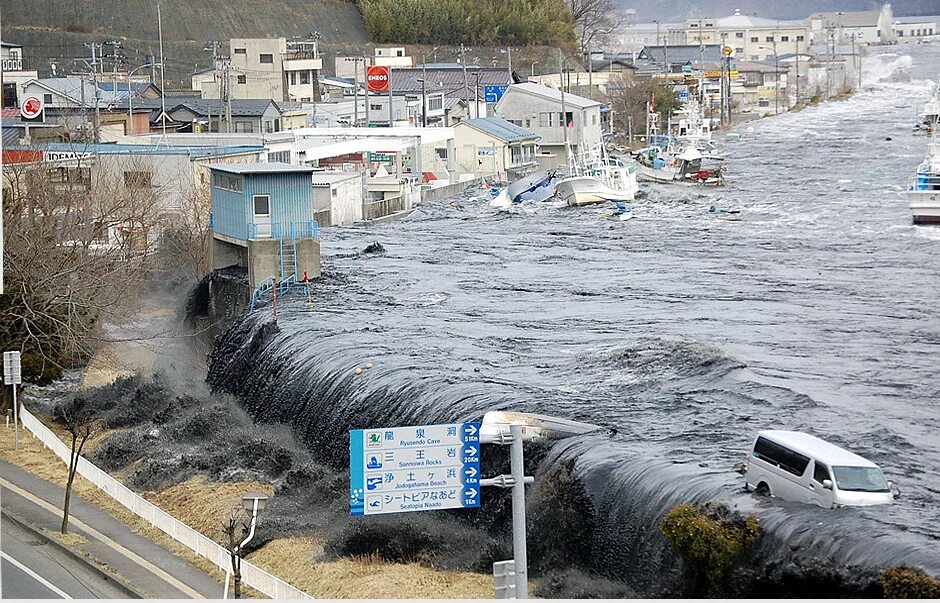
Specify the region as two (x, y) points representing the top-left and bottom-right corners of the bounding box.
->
(1, 147), (165, 381)
(54, 397), (98, 534)
(605, 75), (681, 145)
(567, 0), (620, 52)
(222, 505), (249, 599)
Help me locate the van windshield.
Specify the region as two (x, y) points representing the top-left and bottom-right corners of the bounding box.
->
(832, 466), (890, 492)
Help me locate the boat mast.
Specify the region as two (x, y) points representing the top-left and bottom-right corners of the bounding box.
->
(558, 48), (574, 174)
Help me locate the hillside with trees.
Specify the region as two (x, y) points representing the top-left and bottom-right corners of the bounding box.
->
(358, 0), (577, 47)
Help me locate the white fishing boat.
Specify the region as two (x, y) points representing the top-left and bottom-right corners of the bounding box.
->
(914, 80), (940, 134)
(675, 98), (723, 159)
(557, 146), (640, 206)
(633, 102), (726, 186)
(908, 134), (940, 224)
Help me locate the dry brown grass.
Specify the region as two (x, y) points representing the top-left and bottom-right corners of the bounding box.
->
(48, 529), (88, 548)
(248, 537), (494, 599)
(0, 418), (498, 599)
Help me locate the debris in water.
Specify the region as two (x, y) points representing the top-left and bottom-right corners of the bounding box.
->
(365, 363), (373, 369)
(362, 242), (385, 254)
(354, 367), (362, 375)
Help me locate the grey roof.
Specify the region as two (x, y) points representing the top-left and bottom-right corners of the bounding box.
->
(502, 82), (601, 109)
(464, 117), (538, 143)
(167, 99), (281, 118)
(209, 162), (314, 175)
(2, 127), (20, 147)
(311, 172), (361, 185)
(443, 97), (464, 110)
(390, 67), (520, 100)
(29, 78), (116, 107)
(637, 45), (724, 65)
(810, 10), (881, 27)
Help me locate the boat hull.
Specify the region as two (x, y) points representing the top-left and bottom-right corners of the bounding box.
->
(908, 190), (940, 224)
(635, 161), (680, 183)
(556, 176), (634, 206)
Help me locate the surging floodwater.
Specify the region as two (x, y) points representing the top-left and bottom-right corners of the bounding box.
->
(209, 44), (940, 595)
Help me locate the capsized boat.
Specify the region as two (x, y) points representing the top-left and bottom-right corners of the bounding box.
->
(506, 170), (558, 204)
(908, 134), (940, 224)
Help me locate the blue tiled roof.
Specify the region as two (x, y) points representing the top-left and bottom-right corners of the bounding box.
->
(466, 117), (539, 142)
(464, 117), (539, 143)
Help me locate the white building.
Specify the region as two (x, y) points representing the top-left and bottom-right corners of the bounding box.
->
(373, 47), (413, 69)
(893, 16), (938, 41)
(677, 11), (811, 62)
(453, 116), (540, 180)
(495, 82), (602, 168)
(311, 171), (364, 226)
(195, 37), (323, 103)
(809, 5), (897, 45)
(2, 41), (39, 109)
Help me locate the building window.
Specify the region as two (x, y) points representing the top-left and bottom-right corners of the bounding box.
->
(797, 35), (805, 41)
(237, 75), (247, 84)
(371, 103), (382, 111)
(781, 35), (789, 41)
(735, 32), (743, 38)
(428, 96), (443, 111)
(44, 93), (53, 104)
(538, 112), (555, 127)
(269, 150), (290, 163)
(253, 194), (270, 216)
(508, 119), (522, 126)
(736, 47), (744, 54)
(123, 171), (152, 188)
(2, 83), (16, 108)
(259, 53), (274, 64)
(750, 55), (759, 61)
(765, 36), (774, 42)
(300, 70), (310, 85)
(235, 121), (255, 133)
(234, 48), (246, 54)
(289, 72), (296, 85)
(592, 114), (597, 125)
(750, 36), (758, 42)
(396, 49), (403, 57)
(265, 120), (273, 133)
(560, 111), (573, 127)
(690, 23), (698, 27)
(213, 173), (243, 192)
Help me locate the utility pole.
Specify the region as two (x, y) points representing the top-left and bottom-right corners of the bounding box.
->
(387, 66), (393, 127)
(826, 22), (834, 99)
(507, 46), (512, 82)
(795, 37), (800, 106)
(474, 71), (482, 118)
(157, 2), (167, 138)
(773, 35), (779, 115)
(459, 43), (469, 115)
(558, 48), (570, 171)
(353, 58), (360, 127)
(363, 56), (370, 127)
(421, 57), (427, 126)
(84, 42), (102, 142)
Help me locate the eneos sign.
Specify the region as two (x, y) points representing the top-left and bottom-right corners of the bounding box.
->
(367, 65), (390, 92)
(20, 96), (43, 120)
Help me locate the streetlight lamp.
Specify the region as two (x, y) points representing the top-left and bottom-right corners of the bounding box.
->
(225, 492), (269, 599)
(127, 61), (160, 136)
(756, 44), (780, 115)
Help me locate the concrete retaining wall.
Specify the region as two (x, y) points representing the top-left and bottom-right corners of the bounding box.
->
(420, 177), (483, 203)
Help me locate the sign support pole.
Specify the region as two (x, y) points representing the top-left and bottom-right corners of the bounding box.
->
(12, 382), (18, 451)
(388, 67), (394, 127)
(509, 424), (528, 599)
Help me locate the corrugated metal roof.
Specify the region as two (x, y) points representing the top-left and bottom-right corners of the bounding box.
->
(464, 117), (538, 143)
(9, 141), (264, 158)
(502, 83), (602, 109)
(209, 162), (314, 174)
(810, 10), (881, 27)
(2, 127), (20, 147)
(311, 171), (360, 185)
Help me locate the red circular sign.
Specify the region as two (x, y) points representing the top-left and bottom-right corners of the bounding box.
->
(21, 96), (43, 119)
(367, 65), (390, 92)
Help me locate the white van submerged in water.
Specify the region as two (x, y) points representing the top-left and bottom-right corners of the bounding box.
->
(743, 430), (897, 508)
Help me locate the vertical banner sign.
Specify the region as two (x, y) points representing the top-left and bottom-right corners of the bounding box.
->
(350, 422), (481, 516)
(367, 65), (390, 93)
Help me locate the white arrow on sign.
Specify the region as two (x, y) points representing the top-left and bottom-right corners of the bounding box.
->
(465, 446), (478, 456)
(464, 424), (478, 436)
(465, 488), (478, 498)
(464, 466), (478, 478)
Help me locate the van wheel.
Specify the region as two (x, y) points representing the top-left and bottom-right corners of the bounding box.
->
(756, 482), (770, 497)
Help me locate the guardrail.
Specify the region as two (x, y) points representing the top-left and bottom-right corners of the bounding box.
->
(18, 407), (312, 599)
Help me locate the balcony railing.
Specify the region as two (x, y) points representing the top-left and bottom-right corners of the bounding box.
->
(247, 220), (319, 240)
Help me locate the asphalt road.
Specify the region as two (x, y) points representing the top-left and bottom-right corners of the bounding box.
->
(1, 514), (126, 599)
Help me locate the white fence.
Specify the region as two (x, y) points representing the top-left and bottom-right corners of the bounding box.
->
(19, 407), (312, 599)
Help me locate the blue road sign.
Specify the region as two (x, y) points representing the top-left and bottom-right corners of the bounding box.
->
(350, 422), (481, 516)
(483, 85), (508, 103)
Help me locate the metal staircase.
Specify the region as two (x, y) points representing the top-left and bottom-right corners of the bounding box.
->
(279, 238), (298, 281)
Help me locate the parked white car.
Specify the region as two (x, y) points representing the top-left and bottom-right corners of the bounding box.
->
(743, 430), (897, 508)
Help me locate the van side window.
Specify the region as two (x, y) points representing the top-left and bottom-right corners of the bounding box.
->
(813, 462), (831, 484)
(753, 436), (810, 477)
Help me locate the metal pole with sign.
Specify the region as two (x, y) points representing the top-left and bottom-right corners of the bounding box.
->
(4, 351), (22, 450)
(388, 66), (394, 127)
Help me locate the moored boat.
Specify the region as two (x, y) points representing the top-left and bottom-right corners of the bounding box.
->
(908, 135), (940, 224)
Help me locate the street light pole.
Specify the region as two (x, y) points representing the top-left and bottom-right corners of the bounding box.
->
(530, 61), (539, 79)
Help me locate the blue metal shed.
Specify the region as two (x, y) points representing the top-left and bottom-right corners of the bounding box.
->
(208, 162), (318, 241)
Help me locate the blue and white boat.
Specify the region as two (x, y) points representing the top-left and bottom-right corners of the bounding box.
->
(909, 134), (940, 224)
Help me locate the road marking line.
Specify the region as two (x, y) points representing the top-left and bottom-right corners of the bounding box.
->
(0, 478), (206, 599)
(1, 550), (73, 599)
